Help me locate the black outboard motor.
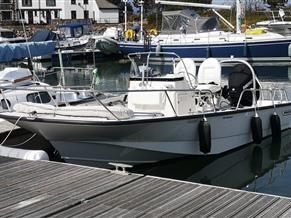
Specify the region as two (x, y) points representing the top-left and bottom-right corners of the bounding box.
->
(228, 64), (260, 107)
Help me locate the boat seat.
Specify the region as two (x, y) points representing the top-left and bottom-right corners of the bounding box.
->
(174, 58), (196, 87)
(196, 58), (221, 94)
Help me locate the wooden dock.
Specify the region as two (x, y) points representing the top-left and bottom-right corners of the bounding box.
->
(1, 157), (291, 217)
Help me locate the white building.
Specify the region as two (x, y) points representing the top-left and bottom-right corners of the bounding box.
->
(17, 0), (119, 24)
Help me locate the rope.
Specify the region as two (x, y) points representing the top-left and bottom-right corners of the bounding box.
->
(0, 115), (23, 146)
(3, 133), (37, 147)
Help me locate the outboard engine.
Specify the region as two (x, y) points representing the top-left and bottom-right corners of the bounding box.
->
(228, 64), (260, 107)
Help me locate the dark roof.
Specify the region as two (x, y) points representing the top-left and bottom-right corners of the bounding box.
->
(95, 0), (118, 9)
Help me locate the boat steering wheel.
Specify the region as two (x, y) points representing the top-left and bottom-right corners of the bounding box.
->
(177, 71), (197, 89)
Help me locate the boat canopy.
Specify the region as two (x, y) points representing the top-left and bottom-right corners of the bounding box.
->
(30, 30), (57, 42)
(58, 23), (91, 38)
(0, 41), (56, 63)
(161, 9), (220, 34)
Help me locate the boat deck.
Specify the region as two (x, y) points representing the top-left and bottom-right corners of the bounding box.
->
(1, 156), (291, 217)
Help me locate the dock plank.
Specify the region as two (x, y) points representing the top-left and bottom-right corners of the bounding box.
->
(162, 187), (228, 217)
(233, 195), (279, 217)
(279, 204), (291, 218)
(121, 183), (198, 217)
(0, 156), (291, 218)
(256, 198), (291, 217)
(187, 190), (245, 217)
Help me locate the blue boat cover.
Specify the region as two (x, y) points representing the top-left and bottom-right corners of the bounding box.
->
(0, 41), (56, 62)
(30, 30), (57, 42)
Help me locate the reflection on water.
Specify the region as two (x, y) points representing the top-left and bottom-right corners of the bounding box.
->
(131, 130), (291, 198)
(93, 60), (130, 91)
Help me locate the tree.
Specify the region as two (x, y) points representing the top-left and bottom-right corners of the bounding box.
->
(264, 0), (288, 9)
(244, 0), (265, 12)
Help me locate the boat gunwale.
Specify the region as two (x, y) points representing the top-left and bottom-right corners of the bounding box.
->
(118, 37), (291, 47)
(1, 101), (291, 126)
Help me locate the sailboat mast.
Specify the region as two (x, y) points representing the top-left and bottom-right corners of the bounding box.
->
(124, 1), (128, 32)
(140, 0), (144, 40)
(236, 0), (242, 33)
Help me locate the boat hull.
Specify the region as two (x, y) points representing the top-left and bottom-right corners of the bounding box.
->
(2, 103), (291, 167)
(118, 39), (291, 62)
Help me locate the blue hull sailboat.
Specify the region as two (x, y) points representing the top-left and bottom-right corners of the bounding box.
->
(117, 0), (291, 62)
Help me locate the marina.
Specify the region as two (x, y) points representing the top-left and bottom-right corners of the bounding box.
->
(2, 0), (291, 216)
(1, 156), (291, 217)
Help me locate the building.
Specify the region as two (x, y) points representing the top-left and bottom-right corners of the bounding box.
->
(17, 0), (62, 24)
(61, 0), (119, 23)
(0, 0), (17, 22)
(17, 0), (119, 24)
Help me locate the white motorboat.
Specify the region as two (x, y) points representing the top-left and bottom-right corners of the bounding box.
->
(0, 27), (25, 44)
(0, 67), (93, 110)
(94, 27), (121, 55)
(0, 52), (290, 167)
(256, 9), (291, 36)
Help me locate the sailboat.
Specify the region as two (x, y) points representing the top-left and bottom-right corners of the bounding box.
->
(117, 0), (291, 63)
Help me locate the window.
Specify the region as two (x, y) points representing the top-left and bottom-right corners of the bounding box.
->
(84, 0), (88, 4)
(20, 11), (25, 19)
(71, 0), (76, 5)
(22, 0), (32, 6)
(1, 99), (10, 110)
(0, 30), (14, 38)
(26, 92), (51, 104)
(54, 10), (59, 18)
(71, 10), (77, 19)
(46, 0), (56, 6)
(84, 10), (89, 19)
(1, 11), (12, 20)
(2, 0), (12, 3)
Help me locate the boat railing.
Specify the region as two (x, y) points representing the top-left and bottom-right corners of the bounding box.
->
(2, 86), (288, 120)
(128, 52), (198, 88)
(236, 88), (289, 111)
(0, 86), (218, 119)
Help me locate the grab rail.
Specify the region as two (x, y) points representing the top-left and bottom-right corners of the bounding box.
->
(235, 88), (289, 111)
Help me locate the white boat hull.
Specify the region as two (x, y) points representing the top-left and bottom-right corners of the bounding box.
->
(2, 103), (291, 167)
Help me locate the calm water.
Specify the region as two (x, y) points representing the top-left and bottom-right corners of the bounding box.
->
(37, 60), (291, 198)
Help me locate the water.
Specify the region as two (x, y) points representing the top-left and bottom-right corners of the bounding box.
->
(132, 131), (291, 197)
(35, 60), (291, 197)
